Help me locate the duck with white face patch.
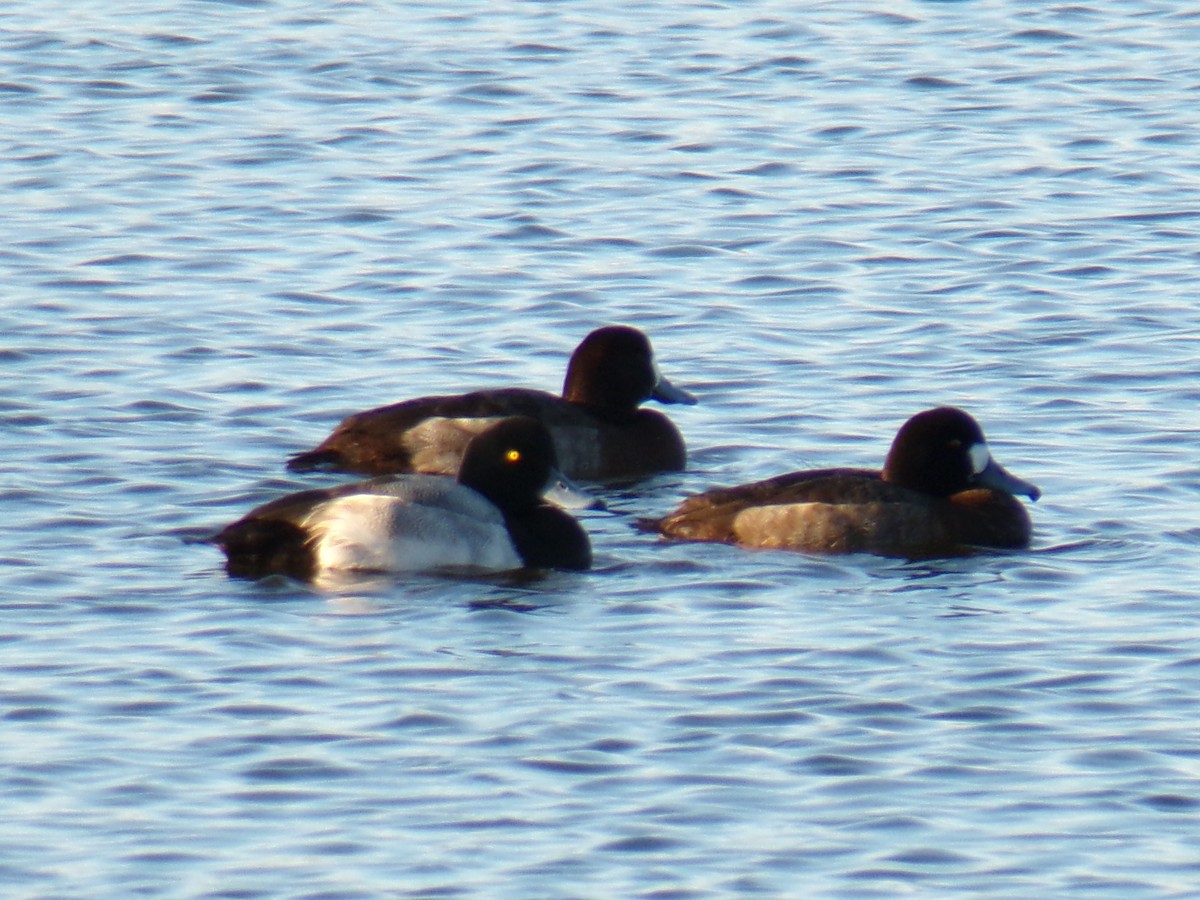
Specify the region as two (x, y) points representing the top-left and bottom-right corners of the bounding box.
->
(644, 407), (1040, 560)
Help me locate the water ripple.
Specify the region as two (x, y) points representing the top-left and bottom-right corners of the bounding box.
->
(3, 1), (1200, 897)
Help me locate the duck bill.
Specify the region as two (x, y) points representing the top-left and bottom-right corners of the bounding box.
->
(975, 457), (1041, 502)
(650, 366), (698, 405)
(543, 468), (606, 511)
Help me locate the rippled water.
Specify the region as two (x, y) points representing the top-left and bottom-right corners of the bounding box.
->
(4, 1), (1200, 896)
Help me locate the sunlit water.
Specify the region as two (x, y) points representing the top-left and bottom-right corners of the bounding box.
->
(3, 1), (1200, 897)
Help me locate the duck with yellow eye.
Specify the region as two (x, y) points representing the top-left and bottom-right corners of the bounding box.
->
(643, 407), (1040, 559)
(214, 416), (595, 580)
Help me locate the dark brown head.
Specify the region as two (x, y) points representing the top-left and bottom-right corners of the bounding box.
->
(456, 416), (562, 512)
(882, 407), (1040, 500)
(561, 326), (696, 415)
(456, 416), (593, 569)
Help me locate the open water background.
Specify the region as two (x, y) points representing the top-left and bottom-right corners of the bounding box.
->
(3, 1), (1200, 896)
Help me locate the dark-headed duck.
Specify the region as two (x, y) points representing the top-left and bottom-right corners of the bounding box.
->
(287, 325), (697, 481)
(215, 417), (593, 580)
(645, 407), (1040, 559)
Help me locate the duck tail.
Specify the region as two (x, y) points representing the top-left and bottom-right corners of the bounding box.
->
(212, 519), (316, 580)
(633, 515), (665, 534)
(286, 448), (343, 472)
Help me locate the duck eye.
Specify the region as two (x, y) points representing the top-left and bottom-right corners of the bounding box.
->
(948, 438), (962, 449)
(506, 449), (521, 463)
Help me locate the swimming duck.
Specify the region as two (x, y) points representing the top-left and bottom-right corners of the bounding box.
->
(286, 325), (697, 481)
(645, 407), (1040, 559)
(215, 417), (593, 579)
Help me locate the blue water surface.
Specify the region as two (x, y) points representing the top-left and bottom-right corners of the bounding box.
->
(3, 1), (1200, 897)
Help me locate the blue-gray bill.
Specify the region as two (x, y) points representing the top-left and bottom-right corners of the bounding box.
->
(651, 373), (697, 405)
(976, 456), (1041, 501)
(544, 469), (606, 510)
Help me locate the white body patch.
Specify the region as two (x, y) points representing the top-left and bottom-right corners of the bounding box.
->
(402, 417), (503, 475)
(301, 476), (523, 573)
(403, 416), (602, 481)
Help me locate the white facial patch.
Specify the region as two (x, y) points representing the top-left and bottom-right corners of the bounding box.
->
(968, 442), (991, 476)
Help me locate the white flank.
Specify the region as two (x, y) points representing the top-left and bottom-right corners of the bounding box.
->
(302, 480), (522, 573)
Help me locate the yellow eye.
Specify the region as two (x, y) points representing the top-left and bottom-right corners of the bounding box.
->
(506, 449), (521, 463)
